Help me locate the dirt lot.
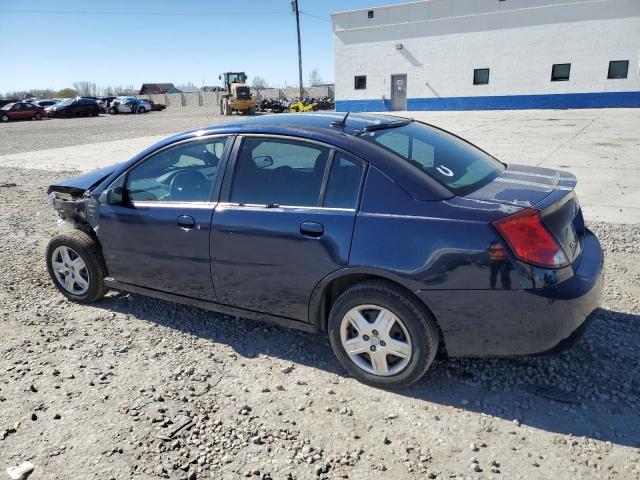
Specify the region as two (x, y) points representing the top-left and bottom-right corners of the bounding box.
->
(1, 110), (639, 480)
(0, 109), (224, 156)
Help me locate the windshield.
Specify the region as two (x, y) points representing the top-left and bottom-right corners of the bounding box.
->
(360, 121), (505, 196)
(1, 104), (13, 110)
(57, 99), (74, 107)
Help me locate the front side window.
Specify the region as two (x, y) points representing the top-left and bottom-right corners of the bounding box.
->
(323, 154), (365, 209)
(608, 60), (629, 79)
(361, 121), (505, 196)
(354, 75), (367, 90)
(473, 68), (490, 85)
(126, 137), (228, 202)
(551, 63), (571, 81)
(230, 137), (329, 207)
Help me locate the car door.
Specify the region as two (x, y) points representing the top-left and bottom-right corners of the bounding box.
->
(12, 103), (27, 119)
(97, 135), (231, 300)
(211, 135), (367, 322)
(23, 103), (35, 118)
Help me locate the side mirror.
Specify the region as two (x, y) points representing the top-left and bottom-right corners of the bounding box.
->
(254, 155), (274, 169)
(99, 186), (125, 205)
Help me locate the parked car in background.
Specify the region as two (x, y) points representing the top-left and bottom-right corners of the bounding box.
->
(36, 99), (60, 108)
(108, 96), (151, 114)
(146, 99), (166, 111)
(44, 113), (603, 389)
(97, 96), (117, 113)
(47, 97), (100, 118)
(0, 98), (20, 108)
(0, 102), (45, 122)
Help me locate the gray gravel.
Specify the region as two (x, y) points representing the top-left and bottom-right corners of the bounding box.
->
(1, 166), (639, 479)
(0, 109), (229, 155)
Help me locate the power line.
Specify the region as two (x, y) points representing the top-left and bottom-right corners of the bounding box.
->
(300, 11), (331, 24)
(0, 9), (291, 17)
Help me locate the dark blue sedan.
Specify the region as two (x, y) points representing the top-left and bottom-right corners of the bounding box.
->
(46, 113), (603, 388)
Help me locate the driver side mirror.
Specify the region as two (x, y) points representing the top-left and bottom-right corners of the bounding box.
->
(253, 155), (274, 169)
(99, 186), (125, 205)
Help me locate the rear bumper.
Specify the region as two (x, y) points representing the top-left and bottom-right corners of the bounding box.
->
(417, 229), (604, 357)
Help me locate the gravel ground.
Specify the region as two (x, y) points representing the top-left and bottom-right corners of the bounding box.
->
(0, 109), (227, 155)
(1, 166), (639, 480)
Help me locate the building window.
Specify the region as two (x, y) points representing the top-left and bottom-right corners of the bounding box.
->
(368, 10), (374, 19)
(608, 60), (629, 79)
(473, 69), (490, 85)
(354, 75), (367, 90)
(551, 63), (571, 81)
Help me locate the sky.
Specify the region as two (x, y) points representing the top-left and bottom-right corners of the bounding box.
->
(0, 0), (409, 94)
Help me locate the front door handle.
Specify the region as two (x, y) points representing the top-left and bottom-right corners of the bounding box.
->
(300, 221), (324, 238)
(177, 215), (196, 230)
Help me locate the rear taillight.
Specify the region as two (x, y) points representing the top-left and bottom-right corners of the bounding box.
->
(492, 208), (568, 269)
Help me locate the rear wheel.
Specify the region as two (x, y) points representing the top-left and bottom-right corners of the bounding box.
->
(34, 112), (43, 120)
(328, 281), (439, 389)
(137, 106), (147, 114)
(46, 230), (108, 303)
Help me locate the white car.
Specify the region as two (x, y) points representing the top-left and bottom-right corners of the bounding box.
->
(109, 97), (151, 114)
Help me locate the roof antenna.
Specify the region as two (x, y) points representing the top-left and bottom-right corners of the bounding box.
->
(330, 111), (349, 129)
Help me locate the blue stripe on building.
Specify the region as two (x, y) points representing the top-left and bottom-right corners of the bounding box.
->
(335, 91), (640, 112)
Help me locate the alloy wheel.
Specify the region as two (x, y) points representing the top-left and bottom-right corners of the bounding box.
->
(340, 304), (412, 376)
(51, 246), (90, 295)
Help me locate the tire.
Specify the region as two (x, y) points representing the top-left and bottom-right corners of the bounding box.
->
(328, 280), (439, 389)
(109, 107), (118, 115)
(34, 112), (43, 120)
(219, 100), (224, 115)
(46, 230), (109, 303)
(248, 107), (256, 115)
(137, 106), (147, 114)
(223, 99), (232, 116)
(1, 114), (9, 122)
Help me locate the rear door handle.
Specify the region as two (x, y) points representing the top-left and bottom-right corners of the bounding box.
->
(177, 215), (196, 230)
(300, 221), (324, 238)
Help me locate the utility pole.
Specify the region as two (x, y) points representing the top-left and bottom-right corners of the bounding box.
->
(292, 0), (303, 99)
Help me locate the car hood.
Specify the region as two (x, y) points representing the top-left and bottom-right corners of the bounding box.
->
(465, 164), (576, 208)
(47, 163), (122, 196)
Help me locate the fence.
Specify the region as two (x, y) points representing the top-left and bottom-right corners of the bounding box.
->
(136, 85), (334, 110)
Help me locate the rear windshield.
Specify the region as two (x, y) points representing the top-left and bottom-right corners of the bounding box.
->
(361, 121), (505, 196)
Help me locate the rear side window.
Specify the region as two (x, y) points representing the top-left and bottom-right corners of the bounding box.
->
(230, 137), (329, 207)
(323, 154), (365, 209)
(361, 122), (504, 196)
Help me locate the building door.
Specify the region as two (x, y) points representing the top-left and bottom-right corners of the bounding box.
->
(391, 74), (407, 111)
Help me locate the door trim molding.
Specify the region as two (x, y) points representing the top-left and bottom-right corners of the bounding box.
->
(104, 278), (319, 333)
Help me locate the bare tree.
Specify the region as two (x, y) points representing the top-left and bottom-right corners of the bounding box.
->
(251, 76), (267, 89)
(73, 81), (97, 97)
(309, 69), (323, 86)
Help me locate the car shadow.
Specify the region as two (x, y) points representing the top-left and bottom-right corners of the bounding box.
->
(94, 293), (640, 448)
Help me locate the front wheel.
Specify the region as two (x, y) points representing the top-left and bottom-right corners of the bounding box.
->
(1, 114), (9, 122)
(34, 112), (43, 120)
(328, 281), (440, 389)
(137, 106), (147, 114)
(46, 230), (108, 303)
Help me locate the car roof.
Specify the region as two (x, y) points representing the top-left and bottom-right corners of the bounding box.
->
(210, 112), (408, 136)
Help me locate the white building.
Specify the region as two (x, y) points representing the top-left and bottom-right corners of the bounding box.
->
(332, 0), (640, 111)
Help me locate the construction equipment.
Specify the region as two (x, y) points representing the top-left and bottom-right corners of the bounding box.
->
(218, 72), (256, 116)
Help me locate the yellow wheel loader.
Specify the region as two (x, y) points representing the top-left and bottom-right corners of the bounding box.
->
(218, 72), (257, 116)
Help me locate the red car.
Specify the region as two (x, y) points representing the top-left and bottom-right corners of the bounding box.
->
(0, 102), (46, 122)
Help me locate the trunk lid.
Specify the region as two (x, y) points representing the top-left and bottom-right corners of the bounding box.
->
(468, 164), (585, 264)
